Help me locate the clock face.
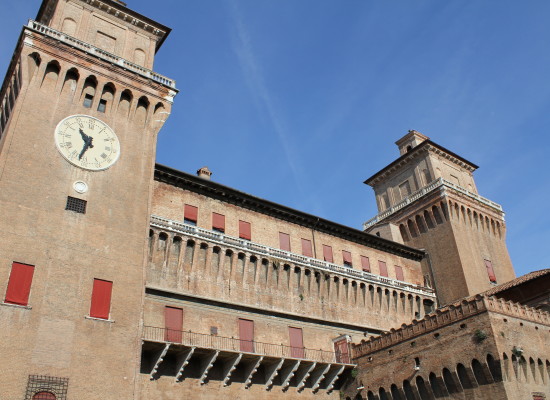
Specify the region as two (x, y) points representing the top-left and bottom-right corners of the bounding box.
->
(54, 115), (120, 171)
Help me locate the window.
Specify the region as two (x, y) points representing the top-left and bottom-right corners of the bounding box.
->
(4, 262), (34, 306)
(238, 318), (254, 353)
(97, 99), (107, 113)
(301, 238), (313, 257)
(395, 265), (404, 281)
(65, 196), (87, 214)
(378, 261), (388, 277)
(239, 220), (251, 240)
(83, 93), (93, 108)
(89, 279), (112, 319)
(361, 256), (371, 272)
(322, 245), (333, 263)
(212, 212), (225, 233)
(164, 306), (183, 342)
(485, 259), (497, 283)
(289, 327), (304, 358)
(279, 232), (291, 251)
(334, 338), (350, 364)
(399, 180), (411, 199)
(32, 392), (56, 400)
(184, 204), (198, 225)
(342, 251), (352, 267)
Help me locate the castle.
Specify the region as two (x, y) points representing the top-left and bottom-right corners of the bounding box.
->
(0, 1), (548, 399)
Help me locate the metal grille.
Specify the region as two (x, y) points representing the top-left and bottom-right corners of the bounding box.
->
(25, 375), (68, 400)
(65, 196), (86, 214)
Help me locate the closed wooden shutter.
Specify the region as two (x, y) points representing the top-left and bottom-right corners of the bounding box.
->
(279, 232), (291, 251)
(395, 265), (404, 281)
(5, 262), (34, 306)
(239, 220), (251, 240)
(212, 212), (225, 232)
(322, 245), (333, 263)
(342, 251), (352, 266)
(301, 239), (313, 257)
(289, 327), (304, 358)
(239, 318), (254, 352)
(184, 204), (198, 223)
(90, 279), (112, 319)
(164, 306), (183, 342)
(361, 256), (371, 272)
(378, 261), (388, 277)
(485, 260), (497, 283)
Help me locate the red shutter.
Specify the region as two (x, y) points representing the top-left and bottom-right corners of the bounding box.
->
(5, 262), (34, 306)
(184, 204), (198, 222)
(90, 279), (112, 319)
(361, 256), (371, 272)
(279, 232), (291, 251)
(212, 213), (225, 232)
(301, 239), (313, 257)
(342, 251), (352, 266)
(239, 318), (254, 353)
(164, 306), (183, 342)
(289, 327), (304, 358)
(378, 261), (388, 277)
(334, 338), (350, 364)
(322, 245), (333, 263)
(239, 220), (251, 240)
(395, 265), (404, 281)
(485, 260), (497, 283)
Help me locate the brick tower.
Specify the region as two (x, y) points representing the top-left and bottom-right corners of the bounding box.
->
(363, 131), (515, 305)
(0, 0), (175, 398)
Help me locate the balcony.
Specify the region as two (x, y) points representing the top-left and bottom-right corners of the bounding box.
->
(363, 177), (503, 230)
(150, 215), (435, 297)
(141, 326), (354, 393)
(26, 20), (176, 90)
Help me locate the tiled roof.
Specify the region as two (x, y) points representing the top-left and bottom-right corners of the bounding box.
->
(481, 268), (550, 297)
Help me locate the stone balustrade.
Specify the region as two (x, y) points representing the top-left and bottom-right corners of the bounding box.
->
(363, 178), (503, 230)
(26, 20), (176, 89)
(150, 214), (435, 297)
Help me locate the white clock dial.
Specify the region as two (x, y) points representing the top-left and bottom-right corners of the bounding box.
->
(55, 115), (120, 171)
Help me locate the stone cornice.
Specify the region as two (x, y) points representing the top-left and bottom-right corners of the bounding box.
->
(154, 164), (426, 261)
(364, 140), (479, 187)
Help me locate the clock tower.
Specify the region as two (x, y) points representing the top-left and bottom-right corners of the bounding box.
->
(0, 0), (175, 398)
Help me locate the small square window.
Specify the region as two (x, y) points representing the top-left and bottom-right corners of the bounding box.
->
(83, 94), (93, 108)
(66, 196), (87, 214)
(97, 99), (107, 113)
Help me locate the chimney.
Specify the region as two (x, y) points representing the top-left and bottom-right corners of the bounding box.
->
(196, 166), (212, 180)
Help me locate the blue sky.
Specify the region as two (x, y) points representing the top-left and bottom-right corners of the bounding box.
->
(1, 1), (549, 277)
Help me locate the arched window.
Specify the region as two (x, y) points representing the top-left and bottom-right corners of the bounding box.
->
(98, 82), (115, 113)
(424, 210), (435, 229)
(81, 75), (97, 108)
(486, 354), (501, 382)
(407, 219), (419, 238)
(472, 359), (489, 385)
(416, 215), (427, 234)
(61, 68), (79, 97)
(32, 392), (56, 400)
(399, 224), (410, 242)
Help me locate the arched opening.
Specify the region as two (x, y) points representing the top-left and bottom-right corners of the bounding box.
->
(118, 89), (133, 117)
(379, 387), (389, 400)
(487, 354), (501, 382)
(407, 219), (419, 238)
(399, 224), (410, 242)
(98, 82), (115, 113)
(444, 367), (461, 393)
(424, 210), (435, 229)
(134, 48), (146, 65)
(135, 95), (149, 125)
(519, 356), (528, 381)
(403, 380), (415, 400)
(429, 372), (445, 397)
(390, 384), (402, 400)
(530, 357), (537, 383)
(367, 391), (376, 400)
(27, 52), (41, 80)
(416, 215), (428, 233)
(61, 17), (77, 35)
(61, 67), (79, 98)
(472, 359), (489, 385)
(415, 376), (431, 400)
(537, 359), (545, 384)
(81, 75), (97, 108)
(41, 60), (60, 91)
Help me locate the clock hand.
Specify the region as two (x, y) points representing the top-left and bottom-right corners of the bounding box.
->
(78, 135), (94, 160)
